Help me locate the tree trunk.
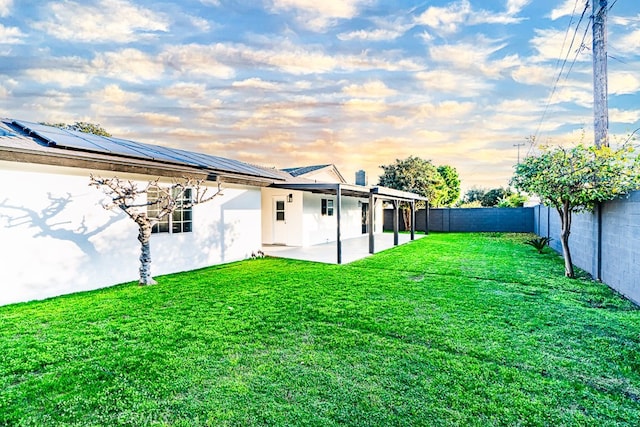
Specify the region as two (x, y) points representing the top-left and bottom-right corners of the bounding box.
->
(402, 207), (411, 231)
(137, 222), (157, 285)
(558, 204), (575, 278)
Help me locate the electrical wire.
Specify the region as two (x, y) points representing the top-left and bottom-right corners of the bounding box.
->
(564, 14), (593, 82)
(530, 1), (590, 156)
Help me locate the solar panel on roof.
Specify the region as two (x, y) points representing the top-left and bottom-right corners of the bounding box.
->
(11, 119), (283, 180)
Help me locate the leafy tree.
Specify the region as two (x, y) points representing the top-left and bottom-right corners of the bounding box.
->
(378, 156), (446, 230)
(437, 165), (461, 206)
(511, 144), (640, 278)
(497, 193), (527, 208)
(42, 121), (112, 137)
(456, 199), (482, 208)
(481, 187), (512, 207)
(458, 187), (486, 206)
(89, 175), (223, 285)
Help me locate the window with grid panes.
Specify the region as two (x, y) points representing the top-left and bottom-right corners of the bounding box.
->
(148, 186), (193, 234)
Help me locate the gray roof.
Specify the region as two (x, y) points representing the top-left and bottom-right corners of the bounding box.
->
(282, 164), (332, 177)
(0, 119), (284, 182)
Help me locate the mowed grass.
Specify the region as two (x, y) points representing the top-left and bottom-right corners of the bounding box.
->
(1, 233), (639, 427)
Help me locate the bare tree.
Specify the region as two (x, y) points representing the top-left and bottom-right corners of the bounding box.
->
(89, 175), (223, 285)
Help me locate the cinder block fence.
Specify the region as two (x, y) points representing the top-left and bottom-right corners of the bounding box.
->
(534, 191), (640, 305)
(384, 207), (534, 233)
(383, 191), (640, 305)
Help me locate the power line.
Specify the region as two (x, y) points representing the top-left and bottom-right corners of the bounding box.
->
(564, 13), (592, 82)
(530, 1), (590, 155)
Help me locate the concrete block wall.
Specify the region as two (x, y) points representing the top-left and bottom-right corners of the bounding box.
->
(534, 191), (640, 305)
(384, 207), (534, 233)
(383, 195), (639, 304)
(601, 192), (640, 301)
(427, 207), (534, 232)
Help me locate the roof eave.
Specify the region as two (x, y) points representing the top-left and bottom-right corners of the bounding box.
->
(0, 146), (283, 187)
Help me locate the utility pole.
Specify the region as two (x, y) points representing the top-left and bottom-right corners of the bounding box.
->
(593, 0), (609, 148)
(513, 143), (525, 164)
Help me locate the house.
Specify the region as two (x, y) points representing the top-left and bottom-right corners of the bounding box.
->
(0, 119), (426, 306)
(261, 164), (384, 248)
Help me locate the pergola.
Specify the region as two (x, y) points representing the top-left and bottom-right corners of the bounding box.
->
(269, 182), (429, 264)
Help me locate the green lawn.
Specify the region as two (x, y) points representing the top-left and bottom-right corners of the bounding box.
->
(1, 233), (639, 427)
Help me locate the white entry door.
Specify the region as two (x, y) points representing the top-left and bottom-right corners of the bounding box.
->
(272, 197), (287, 244)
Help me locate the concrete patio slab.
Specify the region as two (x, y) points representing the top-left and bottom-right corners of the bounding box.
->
(262, 233), (426, 264)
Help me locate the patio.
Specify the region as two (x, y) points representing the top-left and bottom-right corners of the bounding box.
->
(262, 232), (426, 264)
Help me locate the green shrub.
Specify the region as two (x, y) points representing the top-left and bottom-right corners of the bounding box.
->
(524, 236), (553, 253)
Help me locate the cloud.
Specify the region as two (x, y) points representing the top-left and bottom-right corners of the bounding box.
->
(512, 64), (555, 86)
(428, 38), (519, 78)
(269, 0), (369, 31)
(24, 90), (75, 115)
(0, 0), (12, 17)
(232, 78), (279, 90)
(90, 84), (141, 104)
(337, 14), (413, 41)
(188, 15), (210, 32)
(342, 80), (396, 98)
(506, 0), (531, 15)
(416, 70), (492, 97)
(414, 0), (527, 35)
(161, 44), (236, 79)
(32, 0), (169, 43)
(0, 24), (24, 44)
(232, 102), (313, 131)
(92, 48), (164, 82)
(221, 40), (337, 74)
(337, 28), (404, 41)
(25, 67), (91, 88)
(160, 82), (208, 99)
(136, 112), (181, 126)
(610, 108), (640, 124)
(417, 101), (476, 120)
(551, 86), (592, 107)
(473, 0), (531, 26)
(614, 30), (640, 54)
(609, 71), (640, 95)
(343, 99), (388, 114)
(178, 40), (421, 76)
(529, 28), (591, 63)
(549, 0), (581, 20)
(414, 0), (471, 35)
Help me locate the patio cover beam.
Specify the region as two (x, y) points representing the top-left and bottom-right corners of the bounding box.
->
(411, 200), (416, 240)
(269, 182), (429, 260)
(337, 184), (342, 264)
(368, 192), (375, 254)
(393, 200), (399, 246)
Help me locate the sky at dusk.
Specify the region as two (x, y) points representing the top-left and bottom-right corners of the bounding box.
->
(1, 0), (639, 190)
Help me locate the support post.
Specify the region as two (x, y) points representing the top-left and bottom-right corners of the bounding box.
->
(593, 0), (609, 148)
(336, 185), (342, 264)
(393, 200), (399, 246)
(410, 200), (415, 240)
(596, 202), (603, 281)
(424, 201), (430, 235)
(368, 193), (375, 254)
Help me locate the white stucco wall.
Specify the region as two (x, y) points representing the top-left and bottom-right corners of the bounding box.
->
(0, 161), (262, 306)
(261, 187), (374, 247)
(302, 168), (343, 184)
(261, 188), (304, 246)
(301, 193), (367, 246)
